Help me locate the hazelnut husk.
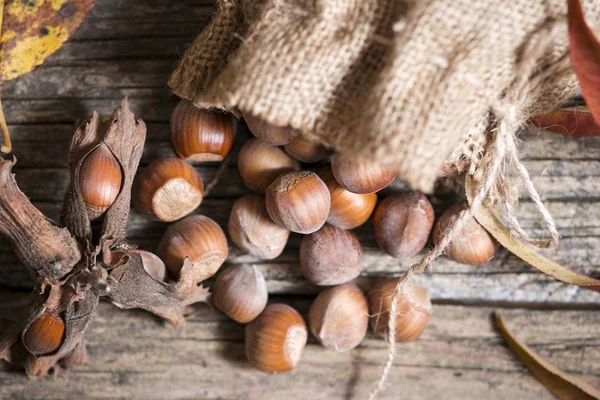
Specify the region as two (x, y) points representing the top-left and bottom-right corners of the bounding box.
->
(433, 203), (498, 265)
(284, 135), (332, 163)
(228, 194), (290, 260)
(213, 264), (268, 323)
(265, 171), (331, 234)
(171, 100), (236, 163)
(23, 312), (66, 355)
(308, 283), (368, 352)
(245, 304), (307, 373)
(133, 158), (204, 222)
(319, 167), (377, 229)
(243, 112), (300, 146)
(157, 215), (228, 282)
(373, 191), (435, 258)
(331, 154), (397, 194)
(238, 138), (300, 192)
(78, 144), (123, 220)
(368, 279), (432, 342)
(299, 224), (362, 285)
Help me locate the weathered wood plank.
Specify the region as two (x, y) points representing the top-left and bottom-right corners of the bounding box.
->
(0, 296), (598, 399)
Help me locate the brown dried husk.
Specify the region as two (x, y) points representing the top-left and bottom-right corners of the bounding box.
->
(169, 0), (600, 193)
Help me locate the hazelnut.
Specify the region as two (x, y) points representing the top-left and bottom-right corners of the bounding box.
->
(265, 171), (331, 234)
(243, 112), (300, 146)
(133, 158), (204, 222)
(433, 203), (498, 265)
(157, 215), (228, 282)
(23, 312), (65, 355)
(133, 249), (167, 282)
(319, 167), (377, 229)
(299, 224), (362, 285)
(308, 283), (368, 352)
(245, 304), (307, 373)
(213, 264), (268, 323)
(238, 138), (300, 192)
(368, 279), (432, 342)
(78, 144), (122, 220)
(373, 192), (434, 258)
(284, 135), (332, 163)
(171, 100), (236, 163)
(228, 194), (290, 260)
(330, 154), (397, 194)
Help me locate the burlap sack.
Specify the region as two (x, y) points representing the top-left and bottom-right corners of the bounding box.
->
(169, 0), (600, 193)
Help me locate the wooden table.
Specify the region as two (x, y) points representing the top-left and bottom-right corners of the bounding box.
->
(1, 1), (599, 398)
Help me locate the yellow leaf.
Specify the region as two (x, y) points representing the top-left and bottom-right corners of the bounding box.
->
(495, 313), (600, 400)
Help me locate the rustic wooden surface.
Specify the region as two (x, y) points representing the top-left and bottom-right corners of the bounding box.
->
(0, 0), (599, 399)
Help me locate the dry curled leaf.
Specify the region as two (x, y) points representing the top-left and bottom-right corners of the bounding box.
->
(530, 106), (600, 137)
(495, 312), (600, 400)
(466, 176), (600, 291)
(568, 0), (600, 126)
(0, 0), (97, 153)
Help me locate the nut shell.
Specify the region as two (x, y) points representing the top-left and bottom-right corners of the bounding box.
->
(157, 215), (228, 282)
(23, 312), (65, 355)
(319, 167), (377, 229)
(213, 264), (268, 323)
(284, 135), (332, 163)
(245, 304), (307, 373)
(368, 279), (432, 342)
(299, 225), (362, 285)
(433, 203), (498, 265)
(243, 112), (300, 146)
(79, 144), (123, 220)
(134, 250), (167, 282)
(238, 139), (300, 192)
(133, 158), (204, 222)
(265, 171), (331, 234)
(331, 154), (397, 194)
(373, 192), (434, 258)
(228, 194), (290, 260)
(171, 100), (236, 163)
(308, 283), (368, 352)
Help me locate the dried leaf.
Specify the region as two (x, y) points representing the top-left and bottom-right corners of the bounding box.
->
(530, 106), (600, 137)
(466, 176), (600, 290)
(568, 0), (600, 125)
(0, 0), (97, 153)
(495, 312), (600, 400)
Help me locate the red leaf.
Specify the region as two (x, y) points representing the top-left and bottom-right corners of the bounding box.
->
(530, 106), (600, 136)
(568, 0), (600, 126)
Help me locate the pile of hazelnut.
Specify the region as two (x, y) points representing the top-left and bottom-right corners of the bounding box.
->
(79, 100), (498, 373)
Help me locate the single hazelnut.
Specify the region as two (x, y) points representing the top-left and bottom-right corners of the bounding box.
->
(243, 111), (300, 146)
(157, 215), (228, 282)
(78, 144), (122, 220)
(308, 283), (368, 352)
(299, 224), (362, 285)
(213, 264), (268, 323)
(284, 135), (332, 163)
(171, 100), (236, 163)
(433, 203), (498, 265)
(238, 138), (300, 192)
(133, 249), (167, 282)
(330, 154), (397, 194)
(228, 194), (290, 260)
(368, 279), (432, 342)
(319, 167), (377, 229)
(133, 158), (204, 222)
(245, 304), (307, 373)
(373, 192), (434, 258)
(23, 312), (65, 355)
(265, 171), (331, 234)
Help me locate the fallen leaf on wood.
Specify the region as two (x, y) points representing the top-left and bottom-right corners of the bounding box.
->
(0, 0), (97, 153)
(568, 0), (600, 126)
(495, 312), (600, 400)
(530, 106), (600, 137)
(465, 176), (600, 291)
